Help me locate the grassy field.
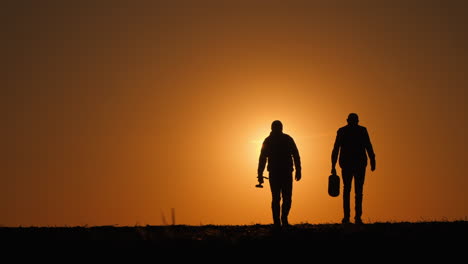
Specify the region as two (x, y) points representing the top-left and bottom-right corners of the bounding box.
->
(1, 221), (466, 259)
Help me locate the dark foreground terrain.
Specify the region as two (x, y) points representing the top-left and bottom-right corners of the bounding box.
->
(1, 221), (466, 259)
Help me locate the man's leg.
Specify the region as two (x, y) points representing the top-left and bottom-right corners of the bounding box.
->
(354, 167), (366, 223)
(280, 172), (293, 227)
(341, 169), (353, 223)
(269, 173), (281, 227)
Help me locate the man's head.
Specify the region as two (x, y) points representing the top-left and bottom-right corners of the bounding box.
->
(271, 120), (283, 133)
(347, 113), (359, 125)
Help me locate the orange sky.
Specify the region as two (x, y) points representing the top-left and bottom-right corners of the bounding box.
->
(2, 1), (467, 226)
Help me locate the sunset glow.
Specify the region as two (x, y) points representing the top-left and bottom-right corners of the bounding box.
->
(2, 1), (467, 226)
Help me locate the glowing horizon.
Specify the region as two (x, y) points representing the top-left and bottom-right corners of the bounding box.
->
(2, 1), (467, 226)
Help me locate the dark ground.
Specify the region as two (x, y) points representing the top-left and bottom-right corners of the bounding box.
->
(1, 221), (466, 260)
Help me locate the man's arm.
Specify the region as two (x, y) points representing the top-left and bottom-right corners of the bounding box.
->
(331, 130), (341, 175)
(257, 140), (267, 183)
(290, 137), (301, 181)
(364, 128), (376, 171)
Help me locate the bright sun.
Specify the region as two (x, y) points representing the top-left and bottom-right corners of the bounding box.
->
(249, 138), (263, 162)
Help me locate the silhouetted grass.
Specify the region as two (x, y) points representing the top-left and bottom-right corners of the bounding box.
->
(1, 221), (466, 259)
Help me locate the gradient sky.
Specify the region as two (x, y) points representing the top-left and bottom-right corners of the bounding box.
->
(2, 1), (467, 226)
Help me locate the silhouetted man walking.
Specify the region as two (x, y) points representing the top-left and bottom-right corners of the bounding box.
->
(258, 120), (301, 228)
(331, 113), (376, 224)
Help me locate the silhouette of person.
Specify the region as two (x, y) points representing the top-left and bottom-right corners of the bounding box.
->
(258, 120), (302, 228)
(331, 113), (376, 224)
